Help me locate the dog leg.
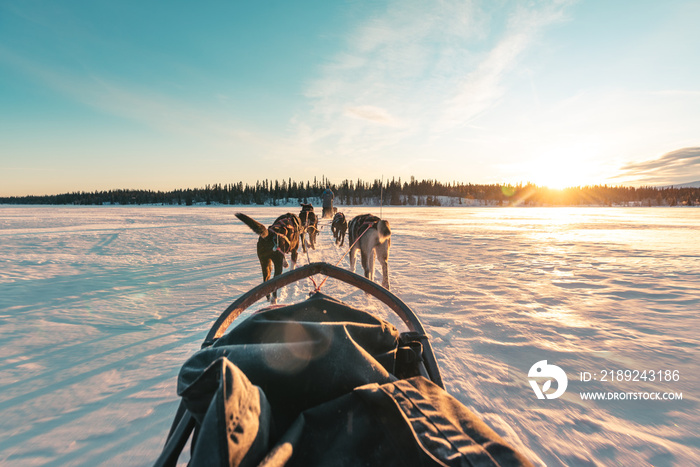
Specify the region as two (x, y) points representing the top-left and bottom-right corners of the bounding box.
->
(361, 249), (373, 281)
(349, 246), (358, 274)
(260, 258), (273, 282)
(377, 239), (390, 290)
(270, 256), (286, 303)
(273, 256), (284, 277)
(260, 258), (275, 302)
(290, 248), (298, 269)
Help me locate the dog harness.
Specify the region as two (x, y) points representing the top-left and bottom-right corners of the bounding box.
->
(299, 207), (316, 228)
(350, 214), (380, 244)
(269, 215), (299, 254)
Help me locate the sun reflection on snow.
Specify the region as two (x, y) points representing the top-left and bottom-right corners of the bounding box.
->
(528, 305), (591, 329)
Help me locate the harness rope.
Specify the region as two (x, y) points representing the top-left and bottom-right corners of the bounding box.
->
(301, 216), (321, 289)
(303, 235), (320, 289)
(313, 218), (376, 292)
(273, 213), (377, 295)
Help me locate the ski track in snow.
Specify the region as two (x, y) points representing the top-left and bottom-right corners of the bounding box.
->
(0, 205), (698, 466)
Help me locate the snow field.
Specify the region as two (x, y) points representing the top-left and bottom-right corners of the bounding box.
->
(0, 205), (698, 466)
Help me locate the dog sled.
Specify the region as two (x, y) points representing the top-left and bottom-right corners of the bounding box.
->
(154, 262), (533, 467)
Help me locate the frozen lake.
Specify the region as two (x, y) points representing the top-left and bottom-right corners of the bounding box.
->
(1, 205), (698, 466)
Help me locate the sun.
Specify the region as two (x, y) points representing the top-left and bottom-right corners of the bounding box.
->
(526, 148), (603, 189)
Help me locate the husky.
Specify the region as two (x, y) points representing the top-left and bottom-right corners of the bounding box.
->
(235, 212), (302, 302)
(348, 214), (391, 289)
(331, 211), (347, 246)
(299, 203), (319, 252)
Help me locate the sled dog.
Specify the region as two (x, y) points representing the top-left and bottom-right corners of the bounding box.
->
(235, 212), (301, 302)
(348, 214), (391, 289)
(331, 212), (347, 246)
(299, 203), (319, 252)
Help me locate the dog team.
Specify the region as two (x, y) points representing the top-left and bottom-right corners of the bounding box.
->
(235, 202), (391, 300)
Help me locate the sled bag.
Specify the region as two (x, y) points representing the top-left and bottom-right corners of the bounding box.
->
(174, 295), (532, 466)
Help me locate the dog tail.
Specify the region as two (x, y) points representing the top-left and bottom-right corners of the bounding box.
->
(235, 213), (269, 238)
(377, 219), (391, 243)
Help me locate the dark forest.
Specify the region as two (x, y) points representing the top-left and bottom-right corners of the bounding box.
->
(2, 176), (698, 207)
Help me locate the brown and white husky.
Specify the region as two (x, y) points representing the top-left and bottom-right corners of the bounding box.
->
(235, 212), (301, 302)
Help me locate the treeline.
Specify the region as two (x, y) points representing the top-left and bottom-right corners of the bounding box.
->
(2, 176), (699, 207)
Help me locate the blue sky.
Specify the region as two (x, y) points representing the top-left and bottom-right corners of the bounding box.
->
(1, 0), (699, 196)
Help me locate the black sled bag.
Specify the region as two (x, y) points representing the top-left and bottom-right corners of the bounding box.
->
(158, 294), (532, 467)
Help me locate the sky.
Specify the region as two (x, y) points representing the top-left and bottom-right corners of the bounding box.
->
(1, 0), (699, 197)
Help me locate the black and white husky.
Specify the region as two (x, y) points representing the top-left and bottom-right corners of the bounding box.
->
(348, 214), (391, 289)
(299, 203), (318, 252)
(331, 211), (347, 246)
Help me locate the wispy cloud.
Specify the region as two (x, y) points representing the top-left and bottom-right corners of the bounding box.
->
(614, 147), (700, 185)
(437, 2), (570, 132)
(344, 105), (401, 126)
(298, 0), (572, 157)
(653, 90), (700, 98)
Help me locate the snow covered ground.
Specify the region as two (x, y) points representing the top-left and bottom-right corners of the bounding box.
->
(1, 205), (698, 466)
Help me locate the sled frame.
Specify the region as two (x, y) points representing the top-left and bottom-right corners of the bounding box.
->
(155, 262), (443, 467)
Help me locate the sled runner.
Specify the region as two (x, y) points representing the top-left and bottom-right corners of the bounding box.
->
(154, 262), (533, 467)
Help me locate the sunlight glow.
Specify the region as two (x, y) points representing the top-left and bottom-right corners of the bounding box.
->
(525, 145), (604, 189)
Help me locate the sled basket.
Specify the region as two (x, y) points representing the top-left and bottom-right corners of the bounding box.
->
(154, 262), (532, 467)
